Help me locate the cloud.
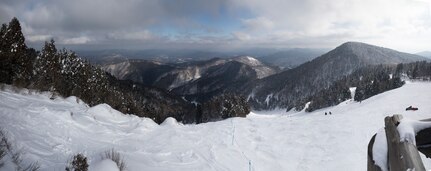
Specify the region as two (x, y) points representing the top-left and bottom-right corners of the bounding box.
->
(27, 35), (52, 42)
(242, 17), (274, 31)
(107, 30), (155, 41)
(232, 32), (252, 41)
(0, 0), (430, 52)
(61, 36), (91, 45)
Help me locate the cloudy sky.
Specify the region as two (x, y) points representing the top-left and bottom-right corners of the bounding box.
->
(1, 0), (431, 53)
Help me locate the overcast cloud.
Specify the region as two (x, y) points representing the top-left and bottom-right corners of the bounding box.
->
(1, 0), (430, 52)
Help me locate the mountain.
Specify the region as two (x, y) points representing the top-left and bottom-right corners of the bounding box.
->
(259, 48), (326, 69)
(102, 60), (176, 86)
(417, 51), (431, 58)
(244, 42), (430, 110)
(77, 49), (229, 64)
(101, 56), (279, 91)
(171, 60), (258, 101)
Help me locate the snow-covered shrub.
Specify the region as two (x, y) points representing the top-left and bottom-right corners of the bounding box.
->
(66, 153), (88, 171)
(101, 149), (126, 171)
(0, 128), (40, 171)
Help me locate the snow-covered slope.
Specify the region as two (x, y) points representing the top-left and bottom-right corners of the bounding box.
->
(246, 42), (429, 111)
(1, 82), (431, 170)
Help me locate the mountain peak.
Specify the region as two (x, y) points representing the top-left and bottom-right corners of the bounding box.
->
(331, 41), (428, 64)
(232, 56), (262, 67)
(338, 41), (379, 50)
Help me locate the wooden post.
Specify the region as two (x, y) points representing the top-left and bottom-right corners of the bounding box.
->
(384, 115), (425, 171)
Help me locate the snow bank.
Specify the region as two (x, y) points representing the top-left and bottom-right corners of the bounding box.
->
(90, 159), (120, 171)
(397, 118), (431, 145)
(87, 104), (128, 122)
(1, 82), (431, 170)
(160, 117), (180, 127)
(372, 128), (388, 171)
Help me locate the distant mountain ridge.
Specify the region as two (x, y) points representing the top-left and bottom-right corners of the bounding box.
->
(259, 48), (325, 69)
(101, 42), (429, 111)
(417, 51), (431, 58)
(243, 41), (429, 110)
(101, 56), (279, 90)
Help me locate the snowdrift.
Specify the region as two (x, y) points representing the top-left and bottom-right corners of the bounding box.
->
(1, 82), (431, 170)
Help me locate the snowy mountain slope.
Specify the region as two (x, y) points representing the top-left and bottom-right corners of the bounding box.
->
(245, 42), (429, 110)
(1, 82), (431, 170)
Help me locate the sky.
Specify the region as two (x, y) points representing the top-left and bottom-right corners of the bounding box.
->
(1, 0), (431, 53)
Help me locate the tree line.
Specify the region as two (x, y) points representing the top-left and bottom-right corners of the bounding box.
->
(306, 62), (431, 112)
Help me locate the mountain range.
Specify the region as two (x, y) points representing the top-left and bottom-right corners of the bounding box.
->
(101, 56), (280, 92)
(101, 41), (429, 112)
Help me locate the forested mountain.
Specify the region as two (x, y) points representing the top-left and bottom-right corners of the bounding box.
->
(0, 18), (249, 124)
(243, 42), (430, 111)
(101, 56), (279, 91)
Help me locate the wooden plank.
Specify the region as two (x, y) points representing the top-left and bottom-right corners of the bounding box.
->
(385, 115), (402, 171)
(400, 142), (426, 171)
(367, 134), (383, 171)
(384, 115), (425, 171)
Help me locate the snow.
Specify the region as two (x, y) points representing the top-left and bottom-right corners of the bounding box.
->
(397, 118), (431, 145)
(264, 93), (273, 106)
(160, 117), (181, 127)
(1, 82), (431, 170)
(372, 128), (388, 171)
(90, 159), (120, 171)
(232, 56), (262, 67)
(349, 87), (357, 99)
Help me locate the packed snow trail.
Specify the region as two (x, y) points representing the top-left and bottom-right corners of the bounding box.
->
(1, 82), (431, 170)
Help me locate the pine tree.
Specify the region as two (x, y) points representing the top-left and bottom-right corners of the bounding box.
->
(4, 17), (27, 53)
(0, 23), (7, 52)
(395, 63), (403, 77)
(0, 18), (29, 85)
(33, 40), (58, 90)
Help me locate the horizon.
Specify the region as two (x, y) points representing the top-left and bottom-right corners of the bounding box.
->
(1, 0), (431, 54)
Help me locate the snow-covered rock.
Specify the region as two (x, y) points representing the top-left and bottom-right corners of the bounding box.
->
(160, 117), (180, 127)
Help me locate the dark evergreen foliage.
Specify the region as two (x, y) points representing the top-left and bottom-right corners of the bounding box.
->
(198, 93), (250, 123)
(305, 63), (421, 112)
(66, 154), (88, 171)
(306, 81), (351, 112)
(0, 17), (32, 86)
(353, 66), (404, 102)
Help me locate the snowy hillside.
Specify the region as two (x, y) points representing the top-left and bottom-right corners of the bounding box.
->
(1, 82), (431, 170)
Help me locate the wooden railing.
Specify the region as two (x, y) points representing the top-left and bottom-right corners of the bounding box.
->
(367, 115), (430, 171)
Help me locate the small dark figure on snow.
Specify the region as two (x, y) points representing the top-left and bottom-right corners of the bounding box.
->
(325, 112), (327, 115)
(329, 112), (332, 115)
(406, 106), (419, 111)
